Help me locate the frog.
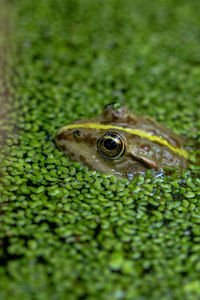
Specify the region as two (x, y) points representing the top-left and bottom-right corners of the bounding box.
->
(55, 103), (189, 180)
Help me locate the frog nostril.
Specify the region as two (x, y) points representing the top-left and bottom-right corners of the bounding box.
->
(73, 130), (82, 138)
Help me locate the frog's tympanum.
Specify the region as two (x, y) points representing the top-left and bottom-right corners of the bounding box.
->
(55, 104), (189, 179)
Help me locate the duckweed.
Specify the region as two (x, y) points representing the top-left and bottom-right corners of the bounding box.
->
(1, 0), (200, 299)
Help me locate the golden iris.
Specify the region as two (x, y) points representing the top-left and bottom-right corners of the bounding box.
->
(97, 132), (125, 160)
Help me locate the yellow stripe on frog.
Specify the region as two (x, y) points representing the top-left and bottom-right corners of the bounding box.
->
(59, 123), (189, 159)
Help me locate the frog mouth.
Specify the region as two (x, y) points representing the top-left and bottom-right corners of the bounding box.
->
(126, 163), (147, 180)
(126, 163), (164, 180)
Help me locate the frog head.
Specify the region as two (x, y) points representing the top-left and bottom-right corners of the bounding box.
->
(55, 104), (188, 179)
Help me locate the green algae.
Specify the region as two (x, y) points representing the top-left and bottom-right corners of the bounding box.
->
(1, 0), (200, 299)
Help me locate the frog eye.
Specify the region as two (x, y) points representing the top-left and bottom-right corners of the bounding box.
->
(97, 132), (125, 160)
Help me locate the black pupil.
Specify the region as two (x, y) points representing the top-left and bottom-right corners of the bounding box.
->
(103, 138), (118, 150)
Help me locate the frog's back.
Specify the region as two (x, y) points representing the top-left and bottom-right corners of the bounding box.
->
(99, 104), (185, 150)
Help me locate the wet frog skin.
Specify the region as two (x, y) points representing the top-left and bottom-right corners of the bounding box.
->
(55, 104), (189, 179)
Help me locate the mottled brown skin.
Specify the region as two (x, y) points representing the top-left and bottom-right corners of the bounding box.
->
(55, 104), (188, 179)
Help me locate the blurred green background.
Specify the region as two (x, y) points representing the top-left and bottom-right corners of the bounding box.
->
(1, 0), (200, 299)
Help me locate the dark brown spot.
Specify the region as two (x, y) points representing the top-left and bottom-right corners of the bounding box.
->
(112, 112), (121, 121)
(85, 133), (97, 145)
(69, 153), (76, 159)
(80, 155), (93, 169)
(126, 116), (137, 125)
(56, 131), (67, 140)
(57, 131), (75, 142)
(59, 144), (66, 151)
(80, 155), (86, 164)
(131, 134), (140, 140)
